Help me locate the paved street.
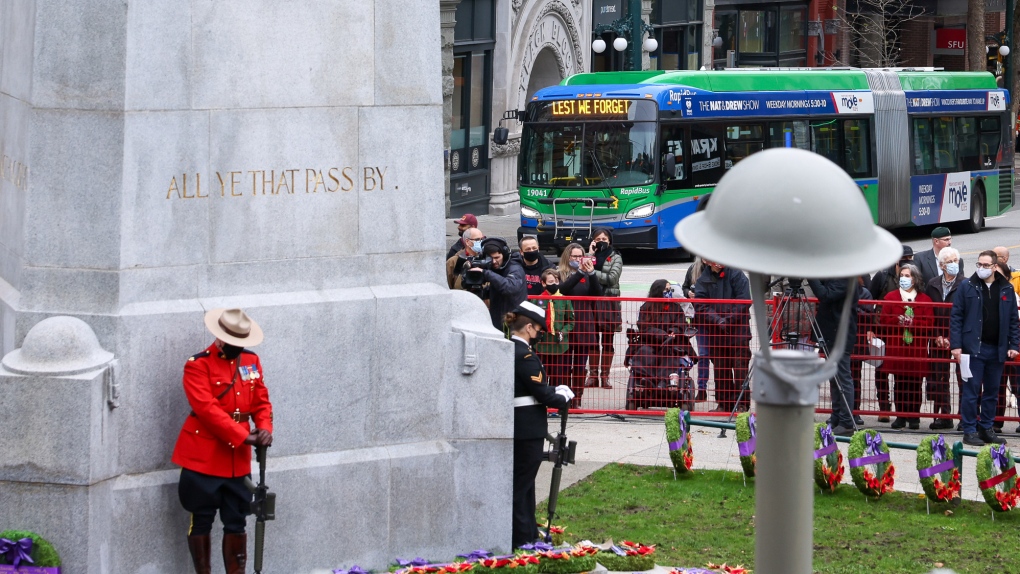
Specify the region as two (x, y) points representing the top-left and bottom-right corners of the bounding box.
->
(450, 182), (1020, 505)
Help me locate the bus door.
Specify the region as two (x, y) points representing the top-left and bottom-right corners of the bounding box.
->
(656, 123), (689, 249)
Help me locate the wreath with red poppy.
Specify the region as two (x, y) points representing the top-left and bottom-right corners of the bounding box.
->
(665, 408), (694, 474)
(915, 434), (960, 504)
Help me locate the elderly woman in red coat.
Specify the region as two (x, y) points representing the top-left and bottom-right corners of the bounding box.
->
(877, 263), (933, 430)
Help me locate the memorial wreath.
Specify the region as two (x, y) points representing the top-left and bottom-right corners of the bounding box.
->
(915, 434), (960, 503)
(593, 540), (655, 572)
(734, 412), (756, 478)
(848, 430), (895, 498)
(665, 408), (694, 474)
(976, 443), (1020, 512)
(812, 423), (843, 493)
(0, 530), (61, 574)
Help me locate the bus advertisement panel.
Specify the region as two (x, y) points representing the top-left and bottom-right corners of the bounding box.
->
(516, 70), (1013, 254)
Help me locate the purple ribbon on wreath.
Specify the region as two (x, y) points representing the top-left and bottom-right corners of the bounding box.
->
(456, 550), (491, 561)
(918, 435), (956, 479)
(609, 545), (627, 556)
(738, 413), (757, 457)
(849, 432), (891, 468)
(519, 541), (553, 552)
(397, 557), (431, 567)
(992, 444), (1010, 471)
(813, 425), (837, 459)
(668, 410), (688, 452)
(0, 538), (34, 569)
(333, 566), (368, 574)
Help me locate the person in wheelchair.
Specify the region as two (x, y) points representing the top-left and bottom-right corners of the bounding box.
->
(625, 280), (696, 410)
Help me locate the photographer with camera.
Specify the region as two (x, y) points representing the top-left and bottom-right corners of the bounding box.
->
(473, 237), (527, 330)
(446, 227), (486, 290)
(556, 243), (603, 408)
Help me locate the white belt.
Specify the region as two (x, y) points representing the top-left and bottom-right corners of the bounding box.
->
(514, 396), (539, 407)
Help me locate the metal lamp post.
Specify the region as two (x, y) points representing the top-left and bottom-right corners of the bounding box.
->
(675, 148), (901, 574)
(591, 0), (656, 71)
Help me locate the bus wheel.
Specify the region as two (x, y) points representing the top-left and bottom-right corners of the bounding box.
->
(963, 187), (985, 234)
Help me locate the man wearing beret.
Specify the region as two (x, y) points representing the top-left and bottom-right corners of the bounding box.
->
(914, 227), (961, 286)
(172, 308), (274, 574)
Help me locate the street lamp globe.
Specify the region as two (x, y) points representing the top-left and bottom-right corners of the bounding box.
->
(1001, 45), (1011, 56)
(643, 36), (658, 52)
(713, 36), (724, 49)
(613, 37), (628, 52)
(592, 38), (607, 53)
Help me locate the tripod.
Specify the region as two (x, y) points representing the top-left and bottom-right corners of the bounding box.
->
(717, 279), (859, 438)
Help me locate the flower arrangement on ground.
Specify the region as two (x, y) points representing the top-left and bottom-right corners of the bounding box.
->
(812, 423), (843, 493)
(665, 408), (694, 473)
(594, 540), (655, 571)
(540, 523), (566, 546)
(848, 429), (895, 498)
(734, 412), (756, 478)
(534, 545), (598, 574)
(915, 434), (960, 504)
(0, 530), (61, 573)
(976, 443), (1020, 512)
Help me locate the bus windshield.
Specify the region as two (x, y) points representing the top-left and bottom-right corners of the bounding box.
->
(520, 121), (657, 188)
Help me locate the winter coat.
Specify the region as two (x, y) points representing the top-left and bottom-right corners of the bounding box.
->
(532, 294), (574, 355)
(693, 266), (751, 344)
(558, 268), (602, 347)
(949, 274), (1020, 362)
(877, 290), (933, 376)
(592, 249), (623, 297)
(483, 252), (528, 330)
(806, 278), (859, 355)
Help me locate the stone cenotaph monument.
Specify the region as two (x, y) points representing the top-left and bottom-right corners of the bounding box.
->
(0, 1), (512, 571)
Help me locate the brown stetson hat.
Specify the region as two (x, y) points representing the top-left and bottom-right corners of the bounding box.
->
(204, 308), (264, 347)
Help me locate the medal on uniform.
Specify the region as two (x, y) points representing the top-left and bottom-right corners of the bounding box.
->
(240, 366), (250, 381)
(251, 365), (260, 379)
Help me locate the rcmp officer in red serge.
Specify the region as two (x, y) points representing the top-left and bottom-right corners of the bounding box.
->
(509, 301), (575, 548)
(172, 308), (274, 574)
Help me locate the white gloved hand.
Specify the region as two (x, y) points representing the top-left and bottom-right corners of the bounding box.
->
(554, 385), (575, 401)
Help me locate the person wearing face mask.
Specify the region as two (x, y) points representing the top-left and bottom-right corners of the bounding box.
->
(924, 247), (964, 430)
(877, 264), (933, 430)
(951, 250), (1020, 446)
(533, 268), (574, 391)
(172, 308), (273, 574)
(556, 242), (603, 407)
(447, 213), (479, 259)
(587, 228), (623, 390)
(506, 301), (574, 548)
(519, 236), (552, 296)
(446, 227), (486, 290)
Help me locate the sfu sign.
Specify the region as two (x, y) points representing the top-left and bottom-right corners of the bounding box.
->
(935, 28), (966, 54)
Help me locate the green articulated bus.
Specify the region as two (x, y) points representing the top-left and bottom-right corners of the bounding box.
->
(515, 68), (1014, 253)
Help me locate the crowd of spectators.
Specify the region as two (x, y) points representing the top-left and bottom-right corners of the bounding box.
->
(446, 219), (1020, 444)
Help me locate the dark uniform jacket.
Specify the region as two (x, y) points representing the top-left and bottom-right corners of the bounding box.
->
(950, 274), (1020, 362)
(171, 344), (273, 478)
(513, 337), (569, 440)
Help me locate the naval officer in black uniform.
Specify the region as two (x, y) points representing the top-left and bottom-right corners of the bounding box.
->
(508, 301), (575, 549)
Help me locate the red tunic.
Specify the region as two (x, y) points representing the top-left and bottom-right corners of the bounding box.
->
(171, 344), (273, 478)
(878, 291), (934, 377)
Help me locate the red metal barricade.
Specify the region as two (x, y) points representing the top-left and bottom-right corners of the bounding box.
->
(527, 294), (1020, 429)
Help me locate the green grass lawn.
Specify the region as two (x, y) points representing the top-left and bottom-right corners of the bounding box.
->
(539, 464), (1019, 574)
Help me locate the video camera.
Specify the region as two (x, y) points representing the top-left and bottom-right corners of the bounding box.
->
(461, 255), (493, 290)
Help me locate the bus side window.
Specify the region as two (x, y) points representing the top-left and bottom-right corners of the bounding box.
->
(724, 124), (764, 169)
(659, 124), (687, 190)
(810, 119), (841, 166)
(689, 124), (726, 188)
(911, 118), (934, 175)
(842, 119), (871, 177)
(957, 117), (980, 171)
(768, 121), (810, 150)
(979, 117), (1001, 169)
(932, 117), (958, 172)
